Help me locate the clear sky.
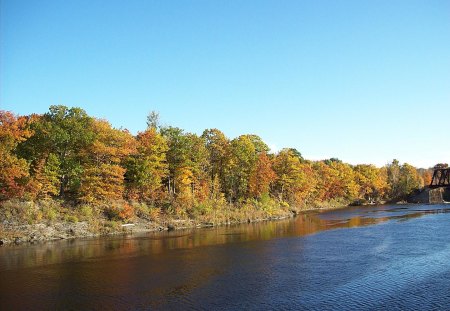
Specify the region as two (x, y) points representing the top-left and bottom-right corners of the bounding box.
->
(1, 0), (449, 168)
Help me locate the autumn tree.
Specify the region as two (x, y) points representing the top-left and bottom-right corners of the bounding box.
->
(201, 128), (229, 198)
(312, 160), (359, 203)
(273, 149), (314, 205)
(124, 127), (168, 203)
(146, 110), (160, 130)
(328, 161), (359, 201)
(18, 106), (95, 197)
(79, 119), (135, 203)
(419, 169), (432, 187)
(0, 111), (31, 200)
(386, 159), (401, 199)
(30, 153), (61, 199)
(223, 135), (258, 202)
(287, 148), (304, 162)
(184, 133), (210, 201)
(385, 160), (424, 200)
(398, 163), (423, 195)
(354, 164), (388, 202)
(248, 152), (276, 198)
(240, 134), (269, 153)
(161, 127), (209, 204)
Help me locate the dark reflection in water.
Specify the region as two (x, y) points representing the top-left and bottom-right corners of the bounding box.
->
(2, 204), (450, 310)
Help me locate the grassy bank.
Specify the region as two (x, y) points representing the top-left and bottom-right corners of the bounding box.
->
(2, 198), (342, 246)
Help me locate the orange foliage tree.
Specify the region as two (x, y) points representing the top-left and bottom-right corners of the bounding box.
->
(0, 111), (32, 200)
(248, 152), (276, 198)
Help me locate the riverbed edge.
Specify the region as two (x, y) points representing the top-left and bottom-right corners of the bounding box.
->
(0, 203), (353, 247)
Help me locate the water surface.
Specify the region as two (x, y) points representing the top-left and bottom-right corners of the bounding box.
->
(2, 204), (450, 310)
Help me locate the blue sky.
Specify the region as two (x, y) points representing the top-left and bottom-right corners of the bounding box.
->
(1, 0), (449, 168)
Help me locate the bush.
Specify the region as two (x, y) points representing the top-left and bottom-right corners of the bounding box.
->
(104, 201), (134, 221)
(64, 215), (78, 223)
(79, 205), (94, 219)
(132, 202), (149, 219)
(105, 220), (120, 231)
(148, 207), (161, 221)
(0, 200), (42, 224)
(42, 203), (58, 221)
(191, 201), (213, 217)
(119, 203), (134, 220)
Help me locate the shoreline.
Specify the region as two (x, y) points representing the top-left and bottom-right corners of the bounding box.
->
(0, 212), (298, 247)
(1, 198), (400, 247)
(1, 202), (356, 247)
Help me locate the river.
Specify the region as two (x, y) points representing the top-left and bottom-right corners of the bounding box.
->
(1, 204), (450, 310)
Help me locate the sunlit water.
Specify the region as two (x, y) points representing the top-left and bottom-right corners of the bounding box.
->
(2, 204), (450, 310)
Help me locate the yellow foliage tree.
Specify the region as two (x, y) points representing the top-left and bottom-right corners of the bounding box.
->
(79, 119), (135, 203)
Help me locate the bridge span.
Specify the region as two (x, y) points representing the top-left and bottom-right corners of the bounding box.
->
(430, 167), (450, 188)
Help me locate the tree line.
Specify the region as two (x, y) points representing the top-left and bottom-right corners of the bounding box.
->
(0, 106), (433, 216)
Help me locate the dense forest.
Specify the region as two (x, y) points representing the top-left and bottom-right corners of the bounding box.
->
(0, 106), (433, 226)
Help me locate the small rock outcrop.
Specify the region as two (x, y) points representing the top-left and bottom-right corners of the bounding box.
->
(167, 224), (175, 231)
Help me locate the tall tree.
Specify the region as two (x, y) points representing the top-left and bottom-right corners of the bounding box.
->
(223, 135), (257, 202)
(419, 169), (433, 187)
(248, 152), (276, 198)
(31, 153), (61, 199)
(240, 134), (269, 154)
(161, 127), (209, 201)
(146, 111), (160, 130)
(273, 149), (314, 205)
(386, 159), (402, 199)
(201, 128), (229, 197)
(18, 106), (95, 197)
(124, 127), (168, 203)
(79, 119), (135, 203)
(160, 126), (189, 196)
(354, 164), (388, 202)
(184, 133), (210, 201)
(318, 161), (359, 201)
(399, 163), (423, 195)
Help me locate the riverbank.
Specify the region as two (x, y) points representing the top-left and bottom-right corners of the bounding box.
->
(1, 199), (323, 246)
(0, 197), (358, 246)
(0, 213), (296, 246)
(1, 195), (434, 247)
